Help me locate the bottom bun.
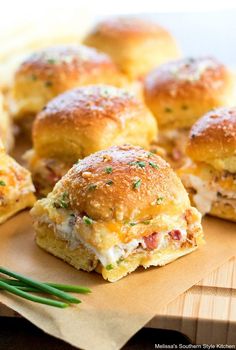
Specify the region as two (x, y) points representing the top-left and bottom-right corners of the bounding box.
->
(35, 222), (202, 282)
(188, 193), (236, 223)
(207, 200), (236, 222)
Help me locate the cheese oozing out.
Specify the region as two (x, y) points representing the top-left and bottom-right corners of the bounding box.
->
(39, 213), (191, 267)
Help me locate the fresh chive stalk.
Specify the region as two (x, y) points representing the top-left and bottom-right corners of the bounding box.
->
(0, 267), (81, 304)
(0, 278), (91, 294)
(0, 281), (68, 308)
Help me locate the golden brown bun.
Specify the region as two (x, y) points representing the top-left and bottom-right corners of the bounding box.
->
(12, 44), (127, 122)
(0, 145), (35, 224)
(144, 57), (236, 130)
(31, 145), (204, 281)
(84, 17), (180, 79)
(32, 85), (158, 162)
(187, 107), (236, 172)
(0, 92), (14, 152)
(52, 145), (190, 225)
(209, 200), (236, 222)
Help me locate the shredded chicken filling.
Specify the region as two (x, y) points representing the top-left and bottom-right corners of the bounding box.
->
(38, 211), (198, 268)
(182, 173), (236, 215)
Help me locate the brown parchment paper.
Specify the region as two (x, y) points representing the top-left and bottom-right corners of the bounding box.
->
(0, 212), (235, 350)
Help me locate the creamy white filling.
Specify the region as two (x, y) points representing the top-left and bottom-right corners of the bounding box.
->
(40, 215), (189, 267)
(183, 174), (236, 215)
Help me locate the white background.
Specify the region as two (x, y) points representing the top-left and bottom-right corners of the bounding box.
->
(0, 0), (236, 64)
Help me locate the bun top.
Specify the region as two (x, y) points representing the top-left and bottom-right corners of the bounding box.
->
(51, 145), (190, 224)
(84, 17), (180, 79)
(187, 107), (236, 172)
(33, 85), (157, 161)
(144, 57), (236, 129)
(86, 17), (171, 41)
(12, 45), (126, 117)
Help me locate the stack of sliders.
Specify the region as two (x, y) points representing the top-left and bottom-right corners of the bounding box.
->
(5, 15), (236, 284)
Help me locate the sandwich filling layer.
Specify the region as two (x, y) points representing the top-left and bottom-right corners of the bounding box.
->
(35, 208), (202, 269)
(181, 171), (236, 215)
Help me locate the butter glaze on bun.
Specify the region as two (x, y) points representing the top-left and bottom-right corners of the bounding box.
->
(26, 85), (157, 196)
(84, 17), (180, 79)
(12, 44), (126, 125)
(31, 145), (204, 282)
(187, 107), (236, 173)
(179, 107), (236, 222)
(33, 85), (157, 161)
(144, 57), (236, 130)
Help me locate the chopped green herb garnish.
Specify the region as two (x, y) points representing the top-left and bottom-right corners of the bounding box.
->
(129, 222), (137, 226)
(88, 184), (97, 191)
(105, 166), (113, 174)
(0, 180), (6, 186)
(105, 264), (113, 271)
(53, 192), (69, 209)
(142, 220), (150, 225)
(149, 161), (159, 169)
(164, 107), (172, 113)
(47, 58), (56, 64)
(45, 81), (53, 87)
(106, 180), (113, 186)
(83, 216), (93, 225)
(147, 152), (154, 158)
(129, 161), (146, 168)
(133, 178), (141, 190)
(156, 197), (164, 205)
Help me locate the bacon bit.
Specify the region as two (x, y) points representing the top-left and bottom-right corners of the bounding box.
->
(82, 171), (93, 178)
(144, 232), (159, 250)
(168, 229), (182, 240)
(185, 209), (193, 225)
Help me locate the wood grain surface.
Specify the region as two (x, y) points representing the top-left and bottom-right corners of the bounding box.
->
(147, 257), (236, 345)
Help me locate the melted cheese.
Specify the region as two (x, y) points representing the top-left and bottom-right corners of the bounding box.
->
(39, 214), (189, 267)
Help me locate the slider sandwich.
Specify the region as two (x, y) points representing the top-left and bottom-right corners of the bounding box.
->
(84, 16), (180, 79)
(31, 145), (204, 282)
(0, 141), (35, 224)
(144, 57), (236, 168)
(179, 107), (236, 222)
(25, 85), (157, 196)
(10, 44), (126, 134)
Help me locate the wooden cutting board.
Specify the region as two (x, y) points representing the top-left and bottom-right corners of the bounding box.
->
(1, 256), (235, 345)
(148, 256), (236, 345)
